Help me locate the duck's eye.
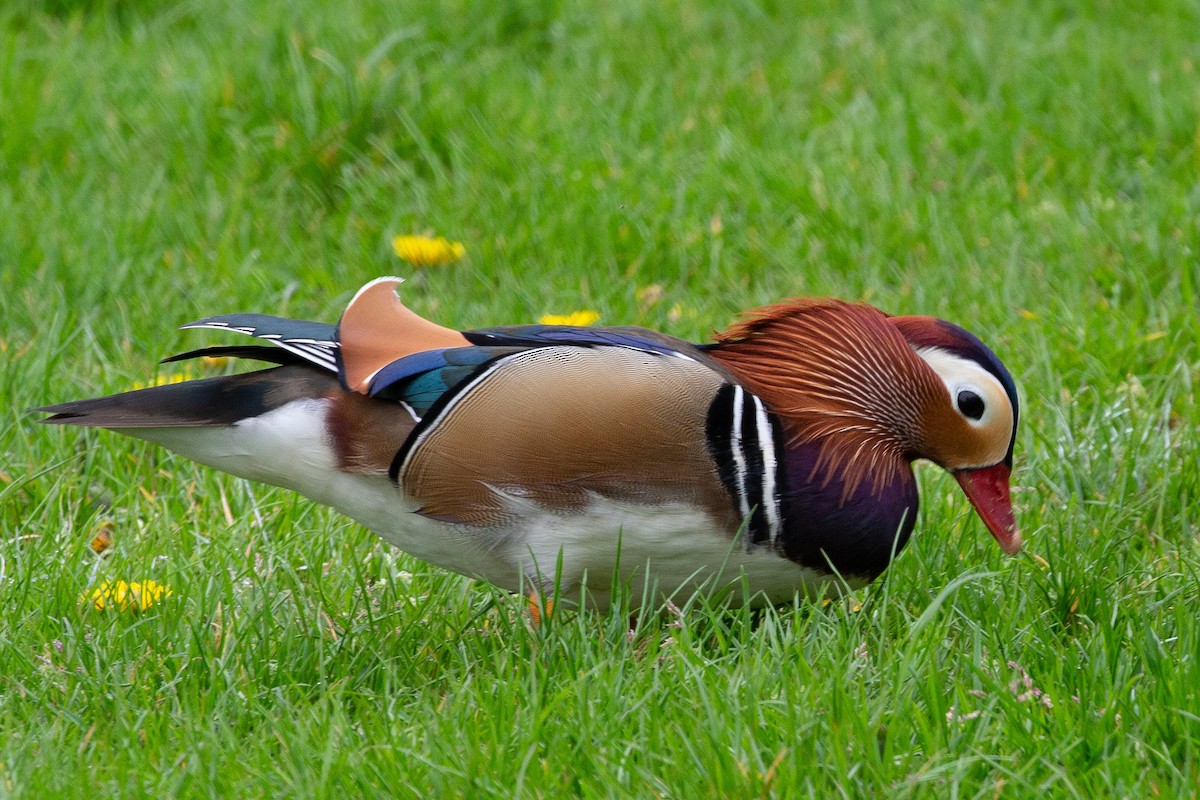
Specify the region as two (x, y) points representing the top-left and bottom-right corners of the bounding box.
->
(957, 389), (985, 421)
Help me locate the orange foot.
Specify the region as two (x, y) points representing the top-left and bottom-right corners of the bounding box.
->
(528, 593), (555, 626)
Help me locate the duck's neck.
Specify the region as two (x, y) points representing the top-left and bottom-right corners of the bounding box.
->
(707, 299), (941, 577)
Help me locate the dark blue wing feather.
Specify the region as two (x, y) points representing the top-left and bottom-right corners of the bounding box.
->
(181, 314), (339, 372)
(464, 325), (694, 357)
(182, 314), (335, 341)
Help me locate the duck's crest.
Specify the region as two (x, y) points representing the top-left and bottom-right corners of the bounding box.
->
(709, 299), (944, 498)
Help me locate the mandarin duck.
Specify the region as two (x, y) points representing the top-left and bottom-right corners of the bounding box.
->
(37, 278), (1021, 608)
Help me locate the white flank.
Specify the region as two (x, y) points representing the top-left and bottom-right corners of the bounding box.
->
(126, 400), (510, 581)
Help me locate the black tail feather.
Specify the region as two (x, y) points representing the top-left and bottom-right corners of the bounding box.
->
(34, 366), (338, 429)
(161, 344), (314, 367)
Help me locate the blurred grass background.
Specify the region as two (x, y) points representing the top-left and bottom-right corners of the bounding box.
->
(2, 0), (1198, 796)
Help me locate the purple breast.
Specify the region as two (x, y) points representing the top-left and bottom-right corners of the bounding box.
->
(776, 442), (919, 580)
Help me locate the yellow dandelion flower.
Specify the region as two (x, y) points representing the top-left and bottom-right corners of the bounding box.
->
(201, 355), (230, 369)
(538, 310), (601, 326)
(83, 580), (173, 613)
(392, 235), (465, 267)
(131, 372), (192, 391)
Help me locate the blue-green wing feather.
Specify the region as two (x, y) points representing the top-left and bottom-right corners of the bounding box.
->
(367, 346), (522, 415)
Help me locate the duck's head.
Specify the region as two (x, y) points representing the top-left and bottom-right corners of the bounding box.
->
(889, 314), (1021, 555)
(710, 300), (1022, 555)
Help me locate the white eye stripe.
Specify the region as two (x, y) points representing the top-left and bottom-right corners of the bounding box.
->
(916, 349), (1007, 413)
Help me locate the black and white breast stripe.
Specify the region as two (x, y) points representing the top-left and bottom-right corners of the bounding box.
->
(706, 384), (785, 550)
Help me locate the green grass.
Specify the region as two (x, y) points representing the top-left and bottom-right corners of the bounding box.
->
(2, 0), (1198, 795)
